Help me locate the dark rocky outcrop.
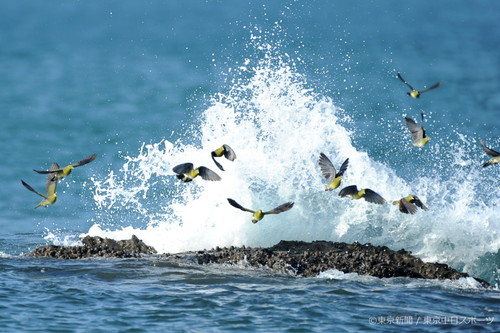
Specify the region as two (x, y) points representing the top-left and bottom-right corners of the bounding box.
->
(29, 237), (490, 287)
(29, 235), (156, 259)
(187, 240), (491, 287)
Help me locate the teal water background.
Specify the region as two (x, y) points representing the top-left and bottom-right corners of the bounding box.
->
(1, 1), (499, 332)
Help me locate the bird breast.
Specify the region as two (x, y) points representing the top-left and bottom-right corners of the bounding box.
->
(331, 176), (342, 189)
(253, 210), (264, 222)
(214, 147), (225, 157)
(188, 169), (200, 179)
(404, 196), (414, 202)
(413, 137), (430, 147)
(63, 166), (74, 176)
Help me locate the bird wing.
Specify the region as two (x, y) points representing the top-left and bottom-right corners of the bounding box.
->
(211, 155), (225, 171)
(45, 163), (59, 193)
(318, 153), (336, 183)
(46, 178), (58, 197)
(401, 199), (418, 214)
(397, 73), (415, 91)
(21, 180), (47, 199)
(480, 140), (500, 157)
(33, 169), (55, 174)
(405, 117), (424, 143)
(222, 144), (237, 161)
(337, 158), (349, 177)
(363, 189), (386, 204)
(198, 167), (221, 181)
(420, 112), (428, 139)
(227, 198), (255, 213)
(419, 81), (441, 94)
(172, 163), (194, 175)
(33, 166), (62, 174)
(264, 202), (294, 215)
(72, 154), (97, 168)
(49, 162), (60, 171)
(338, 185), (359, 197)
(412, 195), (429, 210)
(33, 162), (63, 175)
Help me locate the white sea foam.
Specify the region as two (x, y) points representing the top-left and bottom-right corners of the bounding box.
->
(85, 32), (499, 284)
(317, 269), (378, 283)
(0, 251), (12, 258)
(318, 269), (489, 290)
(44, 230), (82, 247)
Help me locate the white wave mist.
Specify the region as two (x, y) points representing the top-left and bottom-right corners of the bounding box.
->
(86, 36), (499, 283)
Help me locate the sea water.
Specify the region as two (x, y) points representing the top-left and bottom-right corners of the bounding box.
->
(0, 1), (498, 332)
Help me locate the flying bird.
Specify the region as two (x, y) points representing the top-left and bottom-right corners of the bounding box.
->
(392, 195), (428, 214)
(211, 144), (236, 171)
(479, 139), (500, 168)
(405, 113), (430, 147)
(34, 154), (96, 181)
(22, 163), (59, 208)
(173, 163), (221, 182)
(227, 198), (294, 223)
(318, 153), (349, 190)
(397, 73), (441, 99)
(338, 185), (386, 205)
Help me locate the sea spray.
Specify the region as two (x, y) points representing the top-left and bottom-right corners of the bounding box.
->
(89, 38), (388, 251)
(85, 32), (499, 286)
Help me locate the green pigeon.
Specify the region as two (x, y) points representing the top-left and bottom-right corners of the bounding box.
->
(34, 154), (96, 180)
(227, 198), (294, 223)
(173, 163), (221, 182)
(339, 185), (386, 205)
(319, 153), (349, 190)
(405, 113), (430, 147)
(397, 73), (441, 99)
(392, 195), (428, 214)
(479, 139), (500, 167)
(211, 144), (236, 171)
(22, 163), (59, 208)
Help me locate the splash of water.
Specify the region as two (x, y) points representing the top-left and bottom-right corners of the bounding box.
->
(85, 31), (499, 285)
(317, 270), (486, 290)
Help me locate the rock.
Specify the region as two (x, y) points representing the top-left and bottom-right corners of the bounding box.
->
(29, 235), (156, 259)
(186, 240), (491, 287)
(29, 237), (490, 287)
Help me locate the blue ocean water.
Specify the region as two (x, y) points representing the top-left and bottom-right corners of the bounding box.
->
(1, 1), (499, 332)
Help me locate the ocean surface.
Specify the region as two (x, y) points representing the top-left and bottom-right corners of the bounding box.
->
(1, 1), (499, 331)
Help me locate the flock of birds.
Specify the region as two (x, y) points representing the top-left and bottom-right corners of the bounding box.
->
(169, 73), (498, 222)
(21, 155), (96, 208)
(21, 73), (499, 225)
(397, 73), (499, 169)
